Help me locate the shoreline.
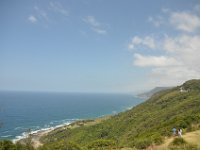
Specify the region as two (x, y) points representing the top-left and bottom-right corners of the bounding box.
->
(15, 115), (111, 148)
(12, 124), (67, 142)
(10, 102), (141, 148)
(13, 121), (75, 148)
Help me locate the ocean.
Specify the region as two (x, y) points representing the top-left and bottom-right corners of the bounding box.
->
(0, 91), (144, 141)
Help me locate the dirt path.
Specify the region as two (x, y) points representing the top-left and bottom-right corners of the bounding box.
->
(183, 130), (200, 147)
(31, 128), (200, 149)
(148, 130), (200, 150)
(147, 137), (174, 150)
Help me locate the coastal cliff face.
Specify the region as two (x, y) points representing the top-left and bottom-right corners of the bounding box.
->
(41, 79), (200, 149)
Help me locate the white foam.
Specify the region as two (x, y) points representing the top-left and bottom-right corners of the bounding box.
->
(1, 135), (12, 138)
(14, 127), (26, 130)
(12, 119), (79, 143)
(2, 130), (9, 133)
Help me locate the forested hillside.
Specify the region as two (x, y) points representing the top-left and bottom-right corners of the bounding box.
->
(40, 79), (200, 149)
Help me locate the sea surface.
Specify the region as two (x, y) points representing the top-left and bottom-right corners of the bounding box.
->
(0, 91), (144, 141)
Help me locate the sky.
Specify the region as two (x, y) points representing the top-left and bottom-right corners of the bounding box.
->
(1, 0), (200, 93)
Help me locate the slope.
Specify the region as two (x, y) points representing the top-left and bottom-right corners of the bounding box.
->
(41, 79), (200, 149)
(151, 130), (200, 150)
(137, 87), (173, 98)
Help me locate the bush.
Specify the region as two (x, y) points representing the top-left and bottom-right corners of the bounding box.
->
(154, 135), (164, 145)
(39, 141), (83, 150)
(0, 140), (16, 150)
(61, 142), (83, 150)
(169, 138), (200, 150)
(0, 140), (28, 150)
(169, 143), (198, 150)
(179, 121), (189, 129)
(16, 142), (28, 150)
(172, 138), (186, 145)
(133, 138), (152, 149)
(88, 139), (115, 149)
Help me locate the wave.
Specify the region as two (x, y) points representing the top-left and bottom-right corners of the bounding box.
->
(12, 118), (79, 143)
(1, 135), (12, 138)
(11, 108), (135, 143)
(125, 106), (133, 110)
(2, 130), (10, 134)
(14, 127), (26, 130)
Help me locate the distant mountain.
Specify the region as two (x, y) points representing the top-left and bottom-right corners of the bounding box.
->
(137, 86), (173, 98)
(41, 79), (200, 149)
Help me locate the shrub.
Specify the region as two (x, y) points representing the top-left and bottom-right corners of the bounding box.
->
(0, 140), (16, 150)
(154, 135), (164, 145)
(179, 120), (189, 129)
(169, 138), (199, 150)
(133, 138), (152, 149)
(16, 142), (28, 150)
(169, 143), (198, 150)
(39, 141), (83, 150)
(172, 138), (186, 145)
(62, 142), (83, 150)
(88, 139), (115, 149)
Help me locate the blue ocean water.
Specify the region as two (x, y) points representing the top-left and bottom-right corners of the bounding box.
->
(0, 91), (144, 140)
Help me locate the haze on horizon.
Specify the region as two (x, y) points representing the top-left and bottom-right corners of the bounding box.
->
(1, 0), (200, 93)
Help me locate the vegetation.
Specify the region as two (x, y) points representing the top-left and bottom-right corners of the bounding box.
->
(172, 137), (187, 145)
(0, 140), (33, 150)
(41, 79), (200, 149)
(1, 79), (200, 149)
(38, 141), (84, 150)
(137, 86), (172, 98)
(169, 138), (199, 150)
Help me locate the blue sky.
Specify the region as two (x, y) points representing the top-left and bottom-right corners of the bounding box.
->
(1, 0), (200, 93)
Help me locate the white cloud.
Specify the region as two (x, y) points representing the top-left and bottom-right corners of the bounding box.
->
(148, 16), (164, 27)
(28, 15), (37, 23)
(130, 34), (200, 86)
(28, 2), (69, 26)
(49, 2), (69, 16)
(129, 5), (200, 88)
(83, 16), (100, 27)
(128, 36), (156, 50)
(83, 16), (107, 35)
(163, 35), (200, 66)
(170, 11), (200, 32)
(150, 66), (200, 86)
(162, 8), (170, 13)
(92, 28), (107, 35)
(133, 53), (180, 67)
(34, 6), (49, 22)
(132, 36), (142, 44)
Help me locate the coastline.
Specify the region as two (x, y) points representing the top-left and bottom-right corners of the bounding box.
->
(15, 115), (111, 148)
(8, 96), (144, 148)
(11, 104), (138, 147)
(13, 122), (73, 148)
(0, 92), (142, 143)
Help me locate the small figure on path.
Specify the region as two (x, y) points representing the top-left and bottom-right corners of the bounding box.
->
(178, 128), (182, 137)
(172, 127), (176, 136)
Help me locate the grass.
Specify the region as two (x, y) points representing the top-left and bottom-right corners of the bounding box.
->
(169, 137), (199, 150)
(183, 130), (200, 148)
(150, 130), (200, 150)
(1, 79), (200, 150)
(40, 79), (200, 149)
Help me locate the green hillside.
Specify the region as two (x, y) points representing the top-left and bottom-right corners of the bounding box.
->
(40, 79), (200, 149)
(137, 86), (172, 98)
